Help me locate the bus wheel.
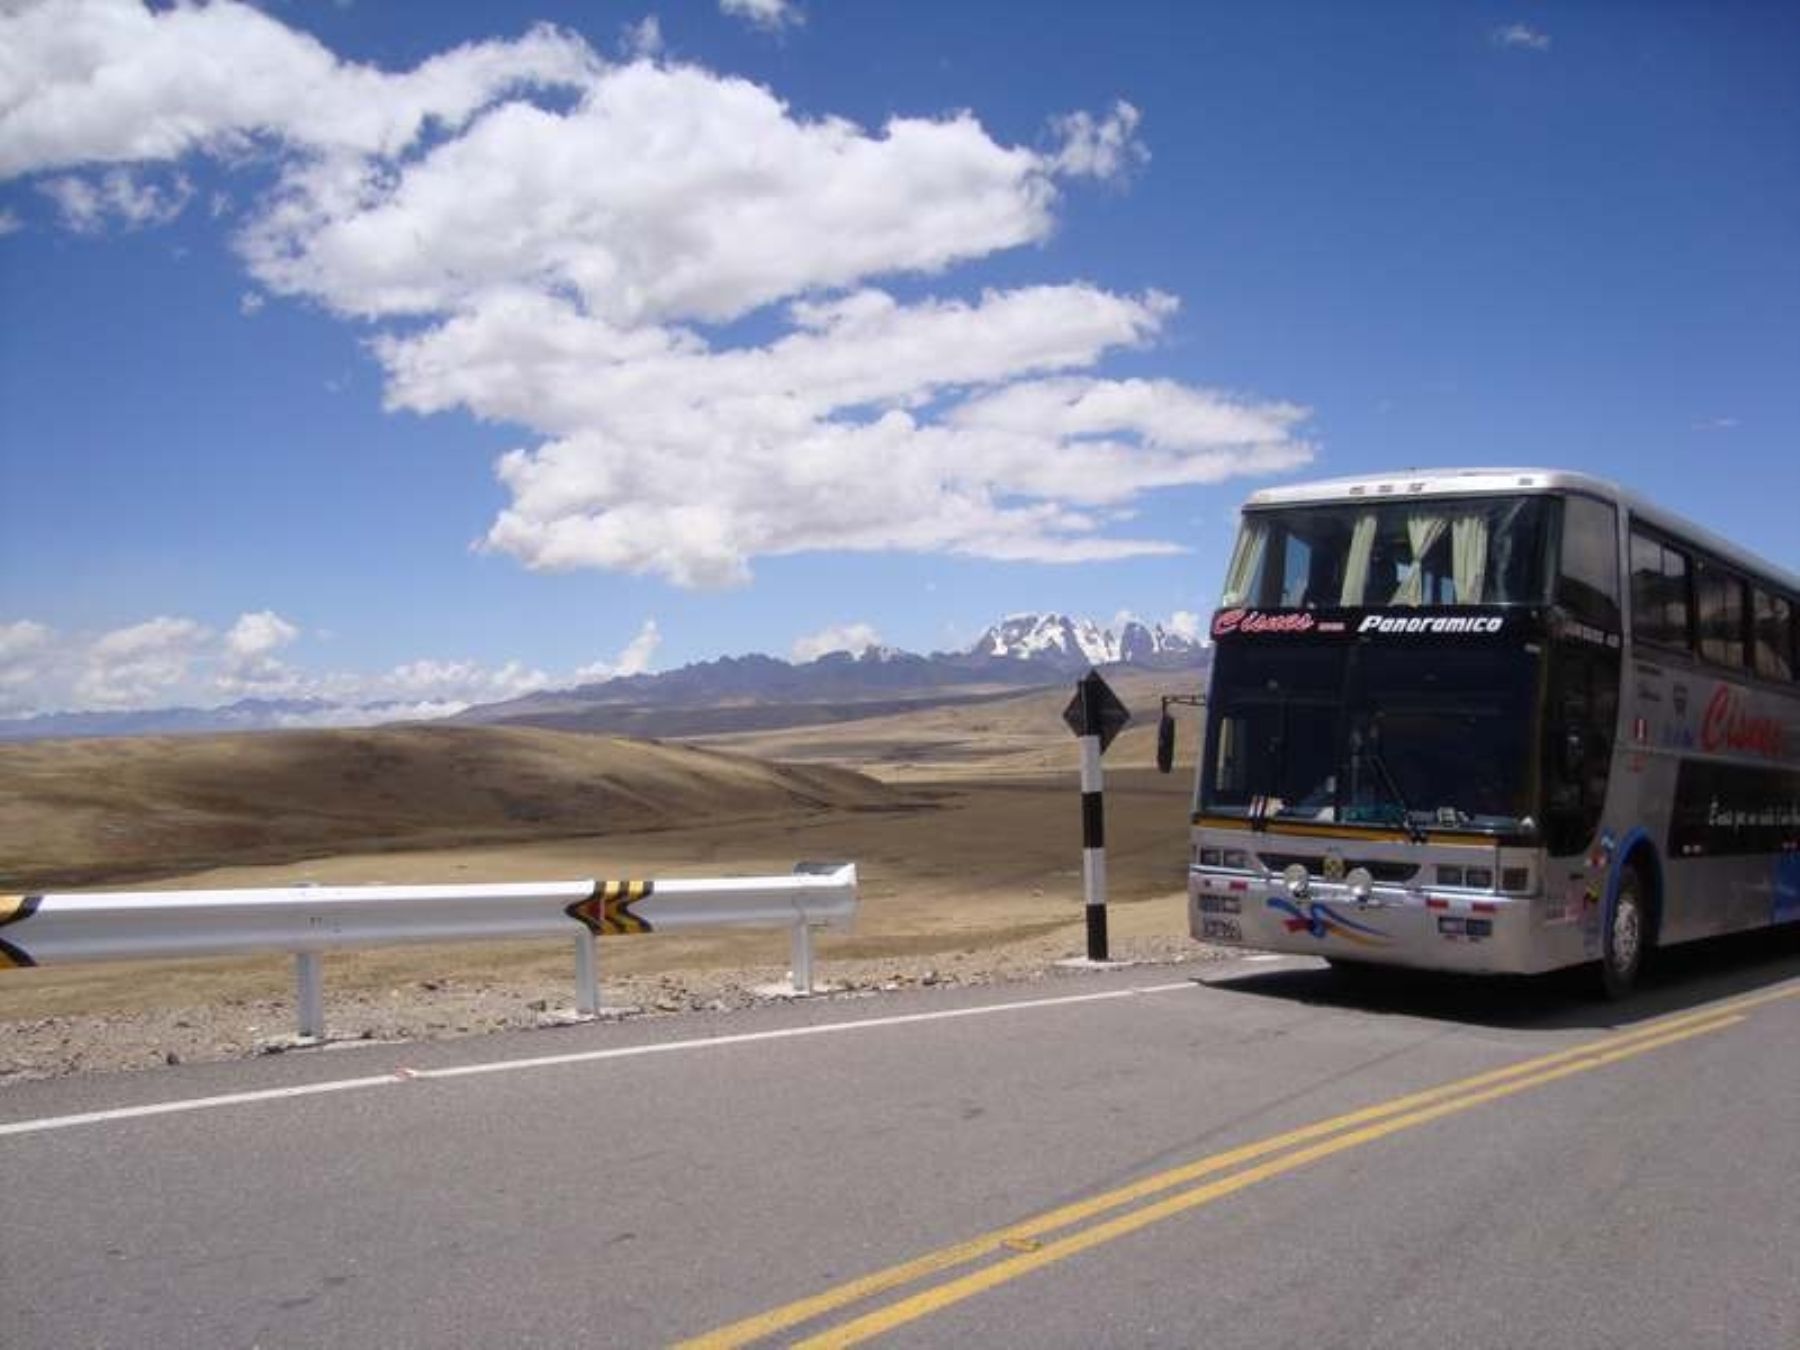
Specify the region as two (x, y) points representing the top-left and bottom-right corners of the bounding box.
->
(1601, 860), (1650, 999)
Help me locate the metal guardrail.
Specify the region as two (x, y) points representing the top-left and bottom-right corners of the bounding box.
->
(0, 863), (859, 1038)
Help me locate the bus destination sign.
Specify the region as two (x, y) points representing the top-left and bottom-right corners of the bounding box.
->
(1210, 607), (1514, 641)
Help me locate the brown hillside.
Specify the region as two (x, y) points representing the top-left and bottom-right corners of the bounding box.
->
(0, 724), (910, 891)
(687, 666), (1206, 781)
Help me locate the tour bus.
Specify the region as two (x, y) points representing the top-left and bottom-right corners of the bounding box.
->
(1159, 468), (1800, 995)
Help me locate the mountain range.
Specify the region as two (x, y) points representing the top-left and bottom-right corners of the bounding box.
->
(0, 614), (1208, 742)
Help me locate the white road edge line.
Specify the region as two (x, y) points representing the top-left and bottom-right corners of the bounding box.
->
(0, 981), (1199, 1138)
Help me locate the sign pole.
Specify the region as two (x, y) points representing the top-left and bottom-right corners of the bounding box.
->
(1063, 670), (1129, 964)
(1080, 724), (1109, 961)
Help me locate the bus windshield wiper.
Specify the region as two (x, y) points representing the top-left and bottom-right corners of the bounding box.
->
(1349, 723), (1428, 844)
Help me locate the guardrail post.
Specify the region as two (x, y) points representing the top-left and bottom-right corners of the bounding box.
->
(790, 920), (815, 995)
(295, 952), (324, 1039)
(574, 931), (599, 1016)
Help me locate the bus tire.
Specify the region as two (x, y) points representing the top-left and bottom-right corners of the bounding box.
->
(1600, 858), (1652, 999)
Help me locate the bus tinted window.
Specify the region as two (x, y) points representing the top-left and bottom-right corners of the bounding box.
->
(1695, 562), (1747, 668)
(1220, 497), (1547, 609)
(1753, 589), (1795, 681)
(1556, 495), (1621, 630)
(1629, 531), (1691, 652)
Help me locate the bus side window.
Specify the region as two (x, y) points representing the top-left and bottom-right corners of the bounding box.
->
(1695, 562), (1747, 669)
(1557, 496), (1621, 630)
(1543, 642), (1620, 856)
(1753, 589), (1795, 681)
(1630, 530), (1691, 653)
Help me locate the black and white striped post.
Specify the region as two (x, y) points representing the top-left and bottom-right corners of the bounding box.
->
(1062, 670), (1131, 963)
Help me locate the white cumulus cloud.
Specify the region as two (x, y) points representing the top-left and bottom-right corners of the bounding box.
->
(792, 623), (882, 663)
(217, 609), (302, 693)
(0, 619), (52, 662)
(225, 610), (299, 659)
(1048, 101), (1147, 182)
(75, 615), (211, 708)
(575, 619), (662, 681)
(243, 62), (1061, 325)
(1167, 610), (1205, 643)
(721, 0), (803, 33)
(370, 658), (549, 704)
(1494, 24), (1551, 52)
(622, 15), (663, 58)
(0, 0), (599, 175)
(0, 1), (1315, 592)
(0, 610), (647, 718)
(0, 620), (55, 715)
(39, 167), (192, 232)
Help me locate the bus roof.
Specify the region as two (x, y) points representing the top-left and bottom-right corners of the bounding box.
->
(1242, 467), (1800, 594)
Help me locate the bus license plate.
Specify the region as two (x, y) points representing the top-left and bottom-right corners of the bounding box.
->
(1201, 917), (1243, 943)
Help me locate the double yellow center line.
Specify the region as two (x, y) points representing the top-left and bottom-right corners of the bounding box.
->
(679, 984), (1797, 1349)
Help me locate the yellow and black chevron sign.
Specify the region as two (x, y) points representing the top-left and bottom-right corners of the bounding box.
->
(0, 894), (41, 969)
(565, 879), (655, 936)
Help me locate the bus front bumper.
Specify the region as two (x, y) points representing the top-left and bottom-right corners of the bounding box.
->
(1189, 868), (1543, 974)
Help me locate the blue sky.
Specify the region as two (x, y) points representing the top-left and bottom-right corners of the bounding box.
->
(2, 0), (1796, 718)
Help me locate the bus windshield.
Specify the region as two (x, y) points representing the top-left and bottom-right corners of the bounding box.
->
(1220, 496), (1549, 610)
(1202, 644), (1541, 834)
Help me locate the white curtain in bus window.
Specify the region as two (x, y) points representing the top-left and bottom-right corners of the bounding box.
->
(1338, 512), (1377, 606)
(1753, 590), (1794, 681)
(1385, 507), (1499, 607)
(1393, 513), (1450, 606)
(1451, 514), (1489, 602)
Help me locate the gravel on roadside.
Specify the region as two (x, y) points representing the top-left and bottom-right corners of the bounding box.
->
(1, 933), (1233, 1082)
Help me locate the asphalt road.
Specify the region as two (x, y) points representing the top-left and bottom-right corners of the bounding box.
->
(4, 935), (1797, 1349)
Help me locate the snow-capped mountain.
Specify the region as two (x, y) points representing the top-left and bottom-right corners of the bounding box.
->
(972, 614), (1116, 665)
(971, 614), (1203, 667)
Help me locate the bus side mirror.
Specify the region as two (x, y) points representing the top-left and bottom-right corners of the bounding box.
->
(1156, 712), (1176, 774)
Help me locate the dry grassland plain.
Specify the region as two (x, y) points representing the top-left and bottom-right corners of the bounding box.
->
(0, 669), (1218, 1076)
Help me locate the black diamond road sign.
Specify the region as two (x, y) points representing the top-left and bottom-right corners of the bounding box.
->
(1062, 670), (1131, 754)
